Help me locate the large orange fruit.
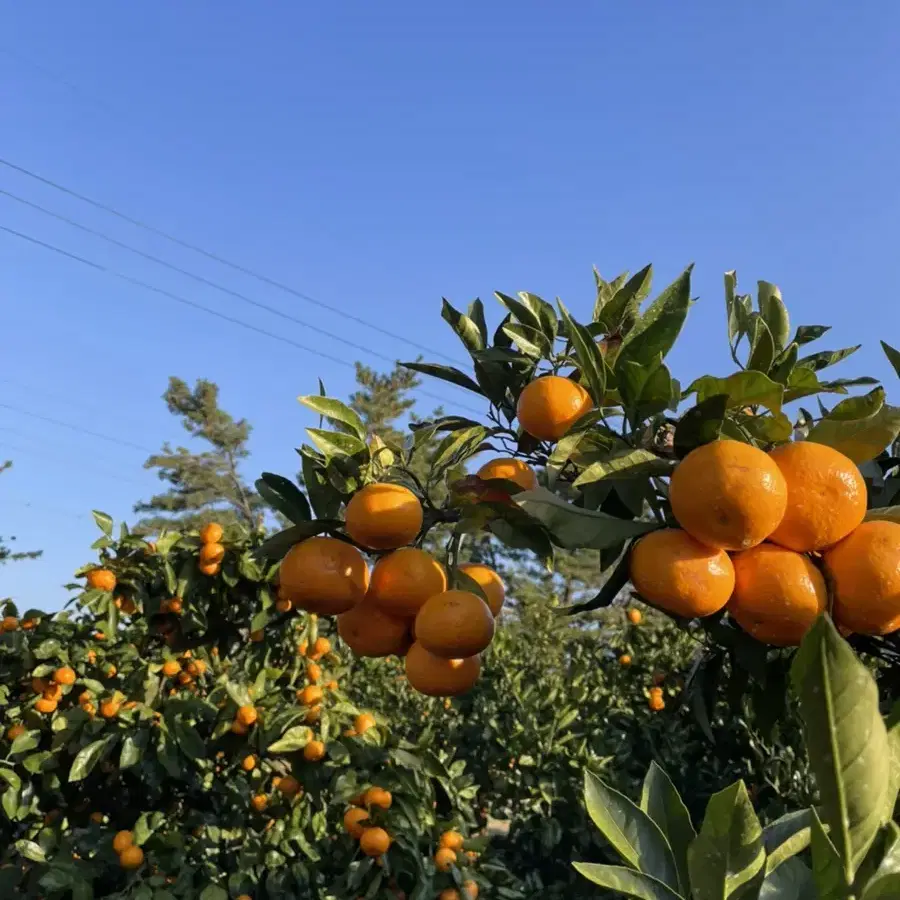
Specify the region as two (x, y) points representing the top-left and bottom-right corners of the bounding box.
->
(279, 537), (369, 615)
(669, 440), (787, 550)
(369, 548), (447, 617)
(729, 543), (827, 645)
(629, 529), (735, 618)
(825, 521), (900, 635)
(516, 375), (593, 442)
(337, 595), (412, 656)
(415, 590), (494, 658)
(767, 442), (867, 552)
(457, 563), (505, 617)
(360, 826), (392, 856)
(475, 458), (537, 502)
(345, 483), (423, 550)
(86, 569), (116, 592)
(405, 642), (481, 696)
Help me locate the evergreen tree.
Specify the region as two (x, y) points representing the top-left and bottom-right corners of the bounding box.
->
(134, 377), (264, 534)
(0, 461), (41, 564)
(349, 362), (420, 442)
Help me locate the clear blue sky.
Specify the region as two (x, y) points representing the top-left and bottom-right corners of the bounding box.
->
(1, 3), (898, 608)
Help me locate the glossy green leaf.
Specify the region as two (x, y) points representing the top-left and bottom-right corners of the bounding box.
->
(687, 781), (766, 900)
(119, 733), (144, 770)
(306, 428), (368, 461)
(640, 762), (695, 894)
(268, 725), (312, 754)
(763, 810), (813, 874)
(674, 395), (727, 458)
(807, 393), (900, 463)
(687, 371), (785, 414)
(515, 487), (658, 550)
(882, 341), (900, 379)
(724, 271), (740, 344)
(758, 281), (790, 351)
(558, 300), (607, 405)
(565, 545), (631, 614)
(596, 264), (654, 333)
(769, 343), (799, 386)
(442, 298), (486, 354)
(495, 290), (544, 333)
(256, 473), (311, 524)
(748, 316), (776, 372)
(819, 388), (885, 421)
(798, 345), (861, 372)
(583, 770), (680, 889)
(791, 616), (891, 881)
(401, 361), (484, 396)
(757, 857), (815, 900)
(92, 510), (114, 536)
(793, 325), (831, 346)
(15, 840), (47, 863)
(573, 449), (673, 488)
(69, 736), (114, 783)
(501, 322), (551, 359)
(300, 450), (343, 520)
(573, 864), (683, 900)
(519, 291), (558, 340)
(810, 808), (845, 899)
(254, 522), (336, 560)
(429, 425), (489, 476)
(863, 831), (900, 900)
(297, 395), (366, 440)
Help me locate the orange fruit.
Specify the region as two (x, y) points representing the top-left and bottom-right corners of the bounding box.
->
(6, 723), (25, 741)
(241, 754), (257, 772)
(344, 806), (370, 837)
(305, 705), (322, 724)
(53, 666), (76, 686)
(463, 882), (479, 900)
(475, 458), (538, 502)
(297, 685), (323, 706)
(199, 522), (224, 544)
(440, 892), (461, 900)
(35, 697), (57, 714)
(118, 845), (144, 869)
(364, 787), (392, 809)
(405, 642), (481, 697)
(83, 703), (97, 717)
(275, 598), (293, 614)
(516, 375), (593, 442)
(112, 830), (134, 853)
(166, 598), (183, 615)
(338, 597), (412, 657)
(345, 483), (423, 550)
(354, 712), (376, 734)
(177, 672), (193, 686)
(199, 561), (220, 576)
(100, 700), (120, 719)
(669, 440), (787, 550)
(435, 847), (458, 871)
(619, 654), (632, 666)
(440, 830), (464, 851)
(729, 544), (827, 646)
(457, 564), (505, 617)
(86, 569), (116, 592)
(236, 705), (258, 726)
(311, 637), (331, 658)
(649, 694), (665, 712)
(629, 529), (735, 618)
(825, 521), (900, 635)
(415, 591), (495, 658)
(31, 677), (48, 694)
(199, 541), (226, 565)
(277, 775), (301, 797)
(627, 609), (642, 625)
(306, 662), (322, 683)
(304, 740), (326, 762)
(369, 548), (447, 617)
(251, 794), (268, 812)
(359, 826), (392, 856)
(249, 629), (264, 642)
(1, 615), (18, 632)
(279, 537), (369, 615)
(767, 442), (867, 552)
(43, 683), (63, 702)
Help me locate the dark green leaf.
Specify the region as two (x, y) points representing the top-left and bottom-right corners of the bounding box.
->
(641, 762), (695, 894)
(757, 281), (790, 351)
(119, 734), (144, 770)
(174, 722), (206, 760)
(501, 322), (552, 359)
(466, 299), (489, 347)
(882, 341), (900, 380)
(565, 545), (631, 614)
(770, 342), (799, 386)
(764, 810), (813, 874)
(69, 737), (114, 782)
(799, 345), (861, 372)
(254, 522), (336, 560)
(809, 809), (845, 899)
(573, 865), (683, 900)
(674, 396), (728, 458)
(748, 316), (776, 373)
(687, 371), (785, 413)
(442, 298), (486, 354)
(558, 299), (607, 405)
(429, 425), (489, 476)
(300, 452), (342, 520)
(297, 395), (366, 440)
(793, 325), (831, 346)
(401, 362), (483, 396)
(725, 271), (740, 344)
(494, 291), (543, 332)
(92, 510), (113, 536)
(256, 473), (312, 524)
(596, 264), (654, 333)
(757, 857), (814, 900)
(574, 449), (673, 488)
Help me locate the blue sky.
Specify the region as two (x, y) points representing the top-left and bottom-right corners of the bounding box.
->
(1, 2), (898, 608)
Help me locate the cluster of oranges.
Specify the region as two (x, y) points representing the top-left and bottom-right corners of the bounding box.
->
(198, 522), (225, 576)
(160, 650), (207, 693)
(111, 829), (144, 870)
(31, 665), (76, 714)
(342, 785), (394, 858)
(631, 439), (900, 644)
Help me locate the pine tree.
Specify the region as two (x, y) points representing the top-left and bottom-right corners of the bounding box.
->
(134, 377), (264, 534)
(0, 461), (41, 564)
(349, 362), (420, 442)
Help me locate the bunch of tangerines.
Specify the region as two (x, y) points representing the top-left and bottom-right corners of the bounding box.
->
(631, 439), (900, 643)
(197, 521), (226, 575)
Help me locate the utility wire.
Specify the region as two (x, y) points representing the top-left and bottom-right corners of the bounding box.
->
(0, 223), (486, 417)
(0, 439), (145, 486)
(0, 156), (466, 366)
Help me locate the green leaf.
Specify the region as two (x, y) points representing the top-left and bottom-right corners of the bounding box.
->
(758, 281), (790, 351)
(69, 737), (114, 782)
(515, 487), (658, 551)
(618, 267), (693, 367)
(596, 264), (654, 333)
(198, 886), (229, 900)
(521, 291), (559, 340)
(641, 762), (695, 894)
(300, 452), (342, 520)
(565, 546), (631, 614)
(687, 371), (785, 414)
(33, 638), (62, 660)
(572, 864), (683, 900)
(256, 473), (312, 524)
(92, 510), (114, 536)
(297, 395), (366, 440)
(674, 396), (728, 458)
(306, 428), (368, 461)
(757, 858), (814, 900)
(810, 808), (845, 899)
(882, 341), (900, 379)
(763, 810), (813, 875)
(807, 391), (900, 463)
(254, 522), (336, 560)
(574, 449), (673, 488)
(268, 725), (312, 754)
(799, 345), (861, 372)
(119, 734), (144, 770)
(791, 615), (891, 881)
(687, 781), (766, 900)
(740, 412), (794, 444)
(747, 316), (776, 373)
(441, 299), (486, 354)
(863, 832), (900, 900)
(494, 290), (544, 333)
(818, 388), (885, 422)
(174, 722), (206, 760)
(769, 342), (799, 386)
(15, 840), (47, 863)
(501, 322), (552, 359)
(584, 770), (680, 889)
(724, 271), (740, 344)
(558, 299), (607, 405)
(401, 362), (483, 396)
(793, 325), (831, 346)
(429, 425), (489, 476)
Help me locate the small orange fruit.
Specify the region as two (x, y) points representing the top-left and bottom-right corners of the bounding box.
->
(440, 830), (464, 851)
(359, 826), (392, 857)
(251, 794), (268, 812)
(83, 702), (97, 717)
(405, 643), (481, 697)
(87, 568), (116, 592)
(729, 544), (827, 646)
(627, 608), (642, 625)
(166, 598), (183, 615)
(354, 712), (376, 734)
(303, 740), (326, 762)
(325, 679), (338, 691)
(298, 640), (309, 656)
(439, 891), (461, 900)
(415, 590), (494, 658)
(649, 694), (665, 712)
(344, 806), (370, 837)
(369, 548), (447, 617)
(629, 529), (735, 618)
(619, 654), (632, 666)
(305, 705), (322, 724)
(312, 637), (331, 657)
(7, 723), (25, 741)
(306, 662), (322, 683)
(767, 442), (867, 552)
(53, 666), (76, 686)
(516, 375), (593, 442)
(100, 700), (120, 719)
(118, 845), (144, 870)
(112, 830), (133, 853)
(277, 775), (301, 797)
(35, 697), (57, 714)
(199, 561), (220, 576)
(43, 683), (63, 701)
(463, 882), (479, 900)
(249, 629), (264, 642)
(338, 597), (412, 657)
(279, 537), (370, 615)
(297, 685), (323, 706)
(236, 705), (258, 726)
(161, 660), (181, 678)
(241, 754), (257, 772)
(669, 440), (787, 551)
(825, 521), (900, 635)
(435, 847), (458, 871)
(1, 615), (18, 632)
(199, 542), (225, 565)
(364, 786), (392, 809)
(199, 522), (224, 544)
(457, 564), (505, 617)
(345, 483), (423, 550)
(475, 458), (538, 502)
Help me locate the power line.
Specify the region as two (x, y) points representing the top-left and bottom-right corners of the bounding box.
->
(0, 156), (466, 366)
(0, 439), (145, 486)
(0, 223), (486, 417)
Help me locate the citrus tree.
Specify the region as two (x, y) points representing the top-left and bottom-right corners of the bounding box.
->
(0, 516), (521, 900)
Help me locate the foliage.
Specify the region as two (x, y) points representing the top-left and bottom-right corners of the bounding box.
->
(575, 615), (900, 900)
(0, 460), (42, 565)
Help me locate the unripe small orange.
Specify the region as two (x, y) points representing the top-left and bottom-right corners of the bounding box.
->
(277, 775), (301, 797)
